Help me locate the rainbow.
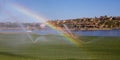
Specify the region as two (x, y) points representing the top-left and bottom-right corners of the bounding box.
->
(10, 3), (82, 47)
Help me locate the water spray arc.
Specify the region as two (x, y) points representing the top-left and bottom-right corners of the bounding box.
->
(5, 3), (103, 46)
(9, 3), (83, 47)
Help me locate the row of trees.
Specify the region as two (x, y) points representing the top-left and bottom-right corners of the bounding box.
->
(0, 22), (43, 30)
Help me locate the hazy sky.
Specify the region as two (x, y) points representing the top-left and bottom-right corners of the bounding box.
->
(0, 0), (120, 22)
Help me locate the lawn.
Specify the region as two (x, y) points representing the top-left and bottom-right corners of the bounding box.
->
(0, 33), (120, 60)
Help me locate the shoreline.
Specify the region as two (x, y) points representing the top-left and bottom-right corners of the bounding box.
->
(0, 28), (119, 31)
(57, 27), (120, 31)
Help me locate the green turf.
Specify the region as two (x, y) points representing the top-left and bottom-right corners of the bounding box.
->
(0, 34), (120, 60)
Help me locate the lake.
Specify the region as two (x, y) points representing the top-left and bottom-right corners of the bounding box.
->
(0, 29), (120, 36)
(73, 29), (120, 36)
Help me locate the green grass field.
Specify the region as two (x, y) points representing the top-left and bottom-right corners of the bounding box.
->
(0, 34), (120, 60)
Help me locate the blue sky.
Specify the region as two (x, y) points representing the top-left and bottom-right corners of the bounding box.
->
(0, 0), (120, 21)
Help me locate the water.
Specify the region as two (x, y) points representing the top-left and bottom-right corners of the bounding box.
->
(0, 29), (120, 36)
(73, 30), (120, 36)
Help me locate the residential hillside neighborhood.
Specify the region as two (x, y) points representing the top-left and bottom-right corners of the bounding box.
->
(49, 15), (120, 30)
(0, 16), (120, 30)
